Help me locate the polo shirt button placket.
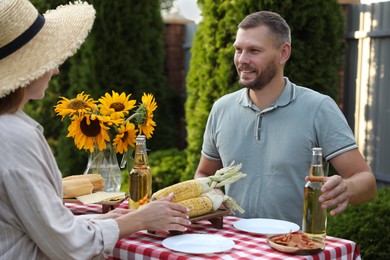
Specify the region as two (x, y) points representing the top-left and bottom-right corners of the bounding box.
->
(256, 113), (262, 141)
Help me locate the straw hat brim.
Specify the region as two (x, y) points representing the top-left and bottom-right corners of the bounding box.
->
(0, 2), (95, 98)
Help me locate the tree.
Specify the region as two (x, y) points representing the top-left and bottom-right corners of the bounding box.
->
(184, 0), (344, 178)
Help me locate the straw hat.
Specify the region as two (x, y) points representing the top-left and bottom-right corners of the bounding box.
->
(0, 0), (95, 98)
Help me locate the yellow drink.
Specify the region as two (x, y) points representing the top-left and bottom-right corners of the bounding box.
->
(302, 178), (327, 241)
(128, 135), (152, 210)
(128, 167), (152, 209)
(302, 148), (327, 242)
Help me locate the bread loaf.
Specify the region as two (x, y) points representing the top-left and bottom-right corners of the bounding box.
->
(63, 174), (104, 191)
(63, 179), (93, 199)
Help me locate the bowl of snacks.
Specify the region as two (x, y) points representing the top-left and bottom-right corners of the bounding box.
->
(267, 231), (325, 255)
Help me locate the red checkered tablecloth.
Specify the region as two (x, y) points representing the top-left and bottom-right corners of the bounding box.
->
(66, 202), (361, 260)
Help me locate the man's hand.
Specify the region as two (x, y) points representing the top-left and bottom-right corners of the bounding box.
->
(320, 175), (349, 216)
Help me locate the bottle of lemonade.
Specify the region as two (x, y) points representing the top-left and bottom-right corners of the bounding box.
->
(128, 135), (152, 209)
(302, 147), (327, 241)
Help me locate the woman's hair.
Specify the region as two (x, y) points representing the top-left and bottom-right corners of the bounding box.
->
(238, 11), (291, 48)
(0, 87), (25, 115)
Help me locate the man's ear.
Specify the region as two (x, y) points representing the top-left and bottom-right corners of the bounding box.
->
(279, 43), (291, 65)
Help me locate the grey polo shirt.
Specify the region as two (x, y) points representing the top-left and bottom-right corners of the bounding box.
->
(201, 78), (357, 226)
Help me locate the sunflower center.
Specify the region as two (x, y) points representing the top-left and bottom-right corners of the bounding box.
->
(80, 117), (101, 137)
(110, 102), (125, 112)
(121, 132), (128, 142)
(68, 99), (89, 110)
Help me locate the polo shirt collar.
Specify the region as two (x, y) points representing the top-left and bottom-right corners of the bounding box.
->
(237, 77), (296, 110)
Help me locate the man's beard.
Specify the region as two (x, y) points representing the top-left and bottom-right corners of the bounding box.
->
(238, 60), (277, 90)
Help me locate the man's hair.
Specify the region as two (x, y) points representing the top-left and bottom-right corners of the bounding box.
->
(238, 11), (291, 47)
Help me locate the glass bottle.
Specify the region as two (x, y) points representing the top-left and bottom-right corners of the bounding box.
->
(302, 147), (327, 241)
(128, 135), (152, 209)
(84, 143), (122, 192)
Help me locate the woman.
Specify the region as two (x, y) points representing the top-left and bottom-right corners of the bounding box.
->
(0, 1), (189, 259)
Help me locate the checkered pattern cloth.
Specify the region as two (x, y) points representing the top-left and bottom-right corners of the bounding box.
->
(66, 201), (361, 260)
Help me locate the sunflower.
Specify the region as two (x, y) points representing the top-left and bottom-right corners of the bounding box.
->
(54, 92), (96, 120)
(98, 91), (136, 119)
(112, 121), (138, 154)
(55, 91), (158, 154)
(67, 113), (111, 152)
(136, 93), (157, 139)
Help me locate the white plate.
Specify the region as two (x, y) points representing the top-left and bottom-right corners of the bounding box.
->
(234, 218), (300, 235)
(162, 234), (235, 254)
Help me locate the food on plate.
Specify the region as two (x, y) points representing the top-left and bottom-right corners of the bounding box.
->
(63, 174), (104, 191)
(178, 190), (245, 218)
(63, 179), (94, 199)
(151, 162), (246, 202)
(268, 231), (322, 249)
(76, 191), (126, 204)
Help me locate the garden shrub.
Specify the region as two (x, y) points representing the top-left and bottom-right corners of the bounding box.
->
(148, 148), (188, 193)
(327, 187), (390, 260)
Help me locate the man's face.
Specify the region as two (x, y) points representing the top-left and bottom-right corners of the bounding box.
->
(233, 26), (281, 90)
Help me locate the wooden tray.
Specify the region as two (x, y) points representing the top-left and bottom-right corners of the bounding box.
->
(149, 209), (231, 235)
(190, 208), (230, 229)
(63, 196), (127, 213)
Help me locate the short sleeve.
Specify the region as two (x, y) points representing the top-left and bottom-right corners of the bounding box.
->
(315, 97), (357, 160)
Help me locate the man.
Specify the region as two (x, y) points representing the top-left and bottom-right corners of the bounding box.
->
(194, 11), (376, 226)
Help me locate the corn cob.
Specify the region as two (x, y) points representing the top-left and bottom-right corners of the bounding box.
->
(177, 190), (245, 218)
(177, 197), (213, 218)
(152, 179), (203, 202)
(151, 161), (246, 202)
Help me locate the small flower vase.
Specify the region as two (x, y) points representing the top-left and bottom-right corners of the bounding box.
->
(84, 143), (122, 192)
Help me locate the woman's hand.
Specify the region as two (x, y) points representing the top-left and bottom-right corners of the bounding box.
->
(115, 193), (190, 238)
(136, 199), (190, 233)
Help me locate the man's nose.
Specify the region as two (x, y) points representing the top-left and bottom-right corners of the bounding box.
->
(237, 52), (250, 64)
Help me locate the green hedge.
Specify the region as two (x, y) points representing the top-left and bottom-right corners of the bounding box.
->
(149, 148), (188, 192)
(327, 187), (390, 260)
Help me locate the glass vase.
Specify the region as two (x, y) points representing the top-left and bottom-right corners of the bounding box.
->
(84, 143), (122, 192)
